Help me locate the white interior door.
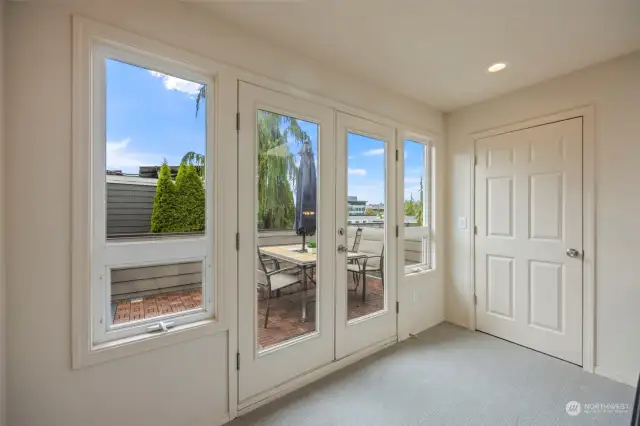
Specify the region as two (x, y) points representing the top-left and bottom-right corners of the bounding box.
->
(474, 118), (583, 364)
(237, 82), (335, 401)
(335, 112), (397, 358)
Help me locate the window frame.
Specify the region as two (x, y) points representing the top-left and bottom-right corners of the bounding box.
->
(92, 43), (215, 344)
(72, 17), (233, 368)
(401, 136), (434, 275)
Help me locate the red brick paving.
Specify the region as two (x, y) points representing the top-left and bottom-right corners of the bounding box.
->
(111, 277), (383, 350)
(112, 289), (202, 325)
(258, 276), (384, 349)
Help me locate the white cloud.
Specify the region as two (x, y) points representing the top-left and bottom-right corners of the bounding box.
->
(348, 168), (367, 176)
(363, 148), (385, 156)
(107, 138), (176, 174)
(149, 71), (202, 97)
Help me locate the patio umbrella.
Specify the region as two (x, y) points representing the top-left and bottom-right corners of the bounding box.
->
(293, 139), (317, 251)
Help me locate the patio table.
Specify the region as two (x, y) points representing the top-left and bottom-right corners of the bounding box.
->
(259, 245), (367, 321)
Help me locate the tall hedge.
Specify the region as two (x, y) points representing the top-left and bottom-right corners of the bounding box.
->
(151, 162), (205, 233)
(176, 164), (205, 232)
(150, 162), (179, 233)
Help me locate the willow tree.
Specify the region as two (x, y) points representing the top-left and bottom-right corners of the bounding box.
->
(190, 88), (309, 230)
(257, 111), (298, 229)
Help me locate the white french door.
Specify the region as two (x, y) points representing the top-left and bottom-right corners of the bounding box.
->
(237, 85), (399, 402)
(335, 112), (397, 359)
(237, 82), (335, 401)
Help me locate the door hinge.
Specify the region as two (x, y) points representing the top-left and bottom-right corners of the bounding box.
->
(474, 155), (478, 166)
(395, 150), (399, 161)
(236, 232), (240, 250)
(474, 225), (478, 235)
(474, 294), (477, 305)
(236, 352), (240, 370)
(396, 301), (399, 314)
(236, 112), (240, 131)
(396, 225), (399, 238)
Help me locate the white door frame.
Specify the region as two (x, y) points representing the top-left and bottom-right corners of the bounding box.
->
(467, 105), (595, 373)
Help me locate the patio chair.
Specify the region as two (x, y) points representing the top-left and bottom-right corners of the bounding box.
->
(346, 240), (384, 302)
(350, 227), (363, 252)
(257, 247), (302, 328)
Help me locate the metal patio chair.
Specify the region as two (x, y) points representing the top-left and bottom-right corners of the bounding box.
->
(257, 247), (302, 328)
(347, 239), (384, 302)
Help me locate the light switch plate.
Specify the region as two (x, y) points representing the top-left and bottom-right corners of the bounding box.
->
(458, 217), (468, 230)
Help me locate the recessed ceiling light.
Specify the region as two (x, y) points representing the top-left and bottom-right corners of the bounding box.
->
(488, 63), (507, 73)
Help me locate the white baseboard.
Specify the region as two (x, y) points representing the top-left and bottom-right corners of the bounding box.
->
(594, 366), (637, 387)
(236, 337), (397, 417)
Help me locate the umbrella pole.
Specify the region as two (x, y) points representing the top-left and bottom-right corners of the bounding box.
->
(301, 232), (306, 252)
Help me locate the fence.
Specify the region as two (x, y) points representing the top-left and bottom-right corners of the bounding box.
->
(107, 180), (156, 236)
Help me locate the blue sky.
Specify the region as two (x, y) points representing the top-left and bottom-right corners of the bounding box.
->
(106, 59), (425, 203)
(106, 58), (206, 173)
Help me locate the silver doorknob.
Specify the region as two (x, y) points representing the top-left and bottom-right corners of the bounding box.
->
(566, 248), (581, 258)
(337, 245), (348, 253)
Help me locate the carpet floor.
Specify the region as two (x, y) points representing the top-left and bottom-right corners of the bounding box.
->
(229, 323), (635, 426)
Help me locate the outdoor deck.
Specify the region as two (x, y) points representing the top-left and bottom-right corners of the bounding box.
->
(112, 276), (384, 349)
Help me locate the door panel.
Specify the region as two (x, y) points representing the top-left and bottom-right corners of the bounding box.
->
(475, 118), (583, 365)
(237, 82), (335, 401)
(335, 112), (397, 359)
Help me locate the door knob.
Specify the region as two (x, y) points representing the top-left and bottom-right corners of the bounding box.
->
(337, 245), (348, 253)
(566, 248), (581, 258)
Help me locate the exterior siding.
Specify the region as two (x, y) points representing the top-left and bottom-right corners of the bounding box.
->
(106, 182), (155, 236)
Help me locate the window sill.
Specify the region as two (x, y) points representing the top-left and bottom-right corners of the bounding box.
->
(404, 266), (435, 277)
(73, 318), (225, 369)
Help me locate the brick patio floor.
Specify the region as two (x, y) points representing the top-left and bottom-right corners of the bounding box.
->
(257, 276), (383, 349)
(111, 276), (384, 349)
(112, 289), (202, 325)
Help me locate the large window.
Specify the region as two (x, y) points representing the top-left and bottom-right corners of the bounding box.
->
(91, 43), (215, 344)
(403, 138), (433, 273)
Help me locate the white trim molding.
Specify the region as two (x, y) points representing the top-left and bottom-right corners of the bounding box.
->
(467, 105), (596, 374)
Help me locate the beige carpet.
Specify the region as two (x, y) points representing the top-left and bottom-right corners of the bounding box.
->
(230, 323), (635, 426)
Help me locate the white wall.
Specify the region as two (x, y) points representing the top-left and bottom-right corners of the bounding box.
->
(0, 1), (5, 424)
(5, 1), (442, 426)
(446, 51), (640, 385)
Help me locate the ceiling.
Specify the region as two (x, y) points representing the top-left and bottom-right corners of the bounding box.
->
(193, 0), (640, 112)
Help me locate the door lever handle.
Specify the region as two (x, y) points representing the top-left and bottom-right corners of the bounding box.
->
(337, 245), (348, 253)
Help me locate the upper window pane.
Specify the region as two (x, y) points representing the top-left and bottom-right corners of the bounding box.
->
(404, 139), (429, 271)
(403, 140), (426, 227)
(105, 59), (207, 239)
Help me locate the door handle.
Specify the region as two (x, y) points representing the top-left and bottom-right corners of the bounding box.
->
(337, 245), (348, 253)
(566, 248), (581, 258)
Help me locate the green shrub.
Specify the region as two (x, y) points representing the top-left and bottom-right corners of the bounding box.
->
(151, 162), (179, 233)
(176, 164), (205, 232)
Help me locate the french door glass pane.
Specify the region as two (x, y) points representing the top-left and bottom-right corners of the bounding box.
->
(346, 132), (386, 321)
(256, 110), (319, 351)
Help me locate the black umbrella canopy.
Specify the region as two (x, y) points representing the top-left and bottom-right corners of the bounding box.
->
(294, 140), (317, 236)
